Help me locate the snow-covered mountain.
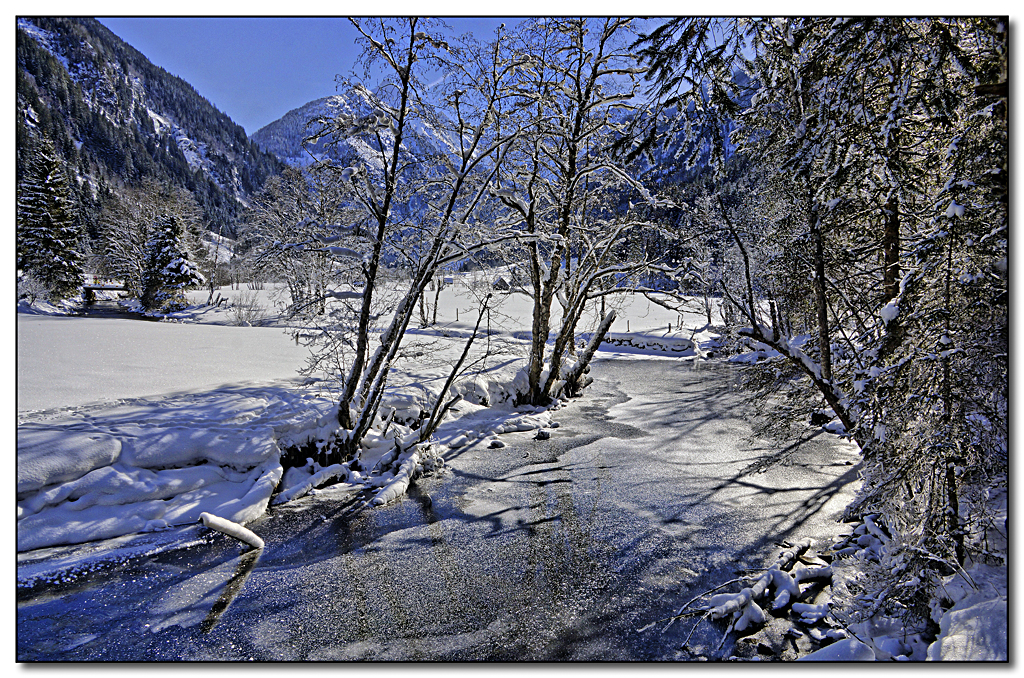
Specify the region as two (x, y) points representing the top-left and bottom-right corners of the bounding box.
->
(250, 96), (344, 167)
(251, 86), (459, 172)
(16, 17), (285, 235)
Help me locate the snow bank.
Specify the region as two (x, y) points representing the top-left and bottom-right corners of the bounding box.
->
(449, 363), (532, 409)
(579, 326), (724, 360)
(823, 512), (1007, 662)
(17, 429), (122, 494)
(16, 385), (335, 552)
(927, 598), (1007, 661)
(17, 436), (280, 552)
(797, 638), (875, 661)
(926, 563), (1007, 661)
(17, 297), (81, 316)
(597, 331), (695, 354)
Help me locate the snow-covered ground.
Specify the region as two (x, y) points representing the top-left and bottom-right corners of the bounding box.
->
(17, 315), (312, 412)
(17, 278), (723, 553)
(14, 276), (1007, 660)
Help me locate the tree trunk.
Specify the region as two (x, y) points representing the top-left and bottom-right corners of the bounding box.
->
(431, 276), (442, 325)
(940, 215), (964, 566)
(810, 197), (832, 382)
(945, 455), (966, 565)
(560, 310), (616, 398)
(526, 284), (554, 405)
(526, 235), (563, 405)
(335, 30), (417, 440)
(882, 196), (900, 302)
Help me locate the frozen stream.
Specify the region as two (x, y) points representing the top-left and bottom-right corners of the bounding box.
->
(17, 358), (861, 660)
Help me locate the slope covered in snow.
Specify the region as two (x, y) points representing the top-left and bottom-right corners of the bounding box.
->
(251, 86), (458, 172)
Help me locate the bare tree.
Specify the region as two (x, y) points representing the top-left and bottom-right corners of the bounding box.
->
(240, 165), (357, 319)
(489, 18), (675, 405)
(286, 19), (539, 464)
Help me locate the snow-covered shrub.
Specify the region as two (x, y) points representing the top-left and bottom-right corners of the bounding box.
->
(17, 271), (50, 306)
(228, 290), (268, 327)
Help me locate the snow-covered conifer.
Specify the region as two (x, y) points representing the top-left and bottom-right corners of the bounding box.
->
(97, 179), (206, 299)
(16, 137), (84, 302)
(141, 214), (206, 310)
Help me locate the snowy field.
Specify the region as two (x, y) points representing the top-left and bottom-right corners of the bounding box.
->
(19, 277), (721, 416)
(16, 316), (312, 412)
(14, 277), (1007, 661)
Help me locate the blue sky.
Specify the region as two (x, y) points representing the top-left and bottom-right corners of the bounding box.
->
(97, 17), (511, 135)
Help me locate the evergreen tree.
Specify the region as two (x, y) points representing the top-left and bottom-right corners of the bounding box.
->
(98, 179), (206, 299)
(141, 214), (205, 310)
(16, 138), (84, 302)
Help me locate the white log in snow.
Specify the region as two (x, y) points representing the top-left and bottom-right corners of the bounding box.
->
(199, 511), (265, 550)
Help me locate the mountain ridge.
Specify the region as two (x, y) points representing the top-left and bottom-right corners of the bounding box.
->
(16, 16), (285, 236)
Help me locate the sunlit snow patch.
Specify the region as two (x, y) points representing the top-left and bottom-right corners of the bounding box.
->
(16, 385), (335, 552)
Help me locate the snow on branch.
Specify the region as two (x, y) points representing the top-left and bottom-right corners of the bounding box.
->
(272, 464), (349, 505)
(315, 246), (365, 260)
(490, 186), (529, 216)
(370, 446), (421, 506)
(434, 231), (544, 269)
